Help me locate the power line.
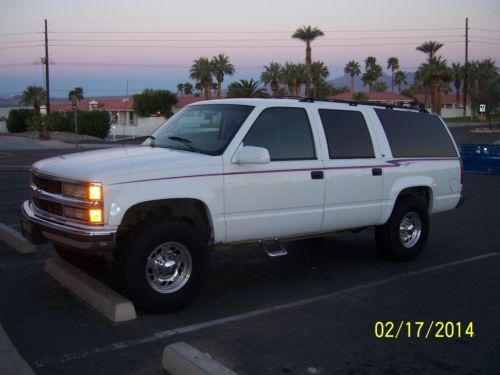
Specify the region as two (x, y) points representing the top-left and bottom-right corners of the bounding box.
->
(471, 27), (500, 33)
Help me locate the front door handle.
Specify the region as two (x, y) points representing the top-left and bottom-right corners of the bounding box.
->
(311, 171), (324, 180)
(372, 168), (383, 176)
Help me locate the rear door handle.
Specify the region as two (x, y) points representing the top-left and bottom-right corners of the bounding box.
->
(311, 171), (324, 180)
(372, 168), (383, 176)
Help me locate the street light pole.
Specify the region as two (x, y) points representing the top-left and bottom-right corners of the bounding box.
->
(72, 97), (78, 148)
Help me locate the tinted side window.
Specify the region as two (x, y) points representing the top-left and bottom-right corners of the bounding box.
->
(375, 109), (457, 158)
(243, 107), (316, 161)
(319, 109), (375, 159)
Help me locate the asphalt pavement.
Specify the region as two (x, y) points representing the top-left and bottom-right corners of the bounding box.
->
(0, 127), (499, 374)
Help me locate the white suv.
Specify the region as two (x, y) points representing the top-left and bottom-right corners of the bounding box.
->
(22, 98), (464, 312)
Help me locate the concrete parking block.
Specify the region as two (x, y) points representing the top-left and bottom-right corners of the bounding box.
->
(162, 342), (236, 375)
(0, 324), (35, 375)
(0, 223), (37, 254)
(44, 257), (137, 322)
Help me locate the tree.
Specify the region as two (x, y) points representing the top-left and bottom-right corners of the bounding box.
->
(310, 61), (329, 98)
(387, 57), (400, 92)
(261, 62), (282, 97)
(226, 79), (269, 98)
(68, 87), (84, 102)
(292, 25), (325, 96)
(394, 71), (407, 93)
(362, 56), (382, 92)
(211, 53), (235, 98)
(416, 56), (452, 115)
(451, 63), (463, 104)
(373, 81), (388, 92)
(416, 41), (443, 62)
(176, 83), (185, 95)
(344, 60), (361, 92)
(280, 62), (297, 96)
(294, 63), (307, 96)
(6, 108), (33, 133)
(132, 88), (178, 118)
(184, 82), (193, 96)
(190, 57), (213, 100)
(352, 92), (369, 102)
(20, 85), (46, 116)
(467, 59), (500, 115)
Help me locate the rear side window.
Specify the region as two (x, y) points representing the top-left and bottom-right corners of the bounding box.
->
(243, 107), (316, 161)
(375, 109), (457, 158)
(319, 109), (375, 159)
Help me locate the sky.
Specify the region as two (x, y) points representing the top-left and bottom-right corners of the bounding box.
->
(1, 0), (499, 98)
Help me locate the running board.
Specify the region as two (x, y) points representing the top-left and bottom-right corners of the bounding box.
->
(259, 241), (288, 257)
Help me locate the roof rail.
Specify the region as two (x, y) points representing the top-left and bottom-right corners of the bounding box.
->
(298, 97), (427, 113)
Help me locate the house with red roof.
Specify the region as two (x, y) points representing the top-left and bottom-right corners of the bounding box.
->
(45, 96), (206, 138)
(413, 94), (471, 118)
(329, 91), (415, 106)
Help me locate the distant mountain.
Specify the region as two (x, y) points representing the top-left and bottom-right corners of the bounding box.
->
(329, 72), (415, 92)
(0, 95), (21, 107)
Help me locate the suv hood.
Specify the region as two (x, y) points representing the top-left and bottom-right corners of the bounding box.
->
(32, 146), (220, 184)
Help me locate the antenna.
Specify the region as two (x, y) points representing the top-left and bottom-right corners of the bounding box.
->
(122, 78), (129, 147)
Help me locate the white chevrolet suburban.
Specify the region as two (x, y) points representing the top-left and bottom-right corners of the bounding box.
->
(21, 98), (464, 312)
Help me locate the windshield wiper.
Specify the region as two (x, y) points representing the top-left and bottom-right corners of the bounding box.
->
(149, 135), (156, 147)
(168, 136), (202, 153)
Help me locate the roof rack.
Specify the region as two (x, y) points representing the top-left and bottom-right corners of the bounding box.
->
(298, 97), (428, 113)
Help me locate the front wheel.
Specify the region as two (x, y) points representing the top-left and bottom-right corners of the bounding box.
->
(118, 221), (209, 313)
(375, 197), (429, 261)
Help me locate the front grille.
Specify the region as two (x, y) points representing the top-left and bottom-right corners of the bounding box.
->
(33, 197), (64, 216)
(33, 174), (62, 195)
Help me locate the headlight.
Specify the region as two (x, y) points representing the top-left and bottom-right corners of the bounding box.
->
(64, 207), (104, 224)
(63, 182), (102, 201)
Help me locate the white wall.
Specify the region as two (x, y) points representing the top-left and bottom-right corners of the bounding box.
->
(0, 121), (7, 132)
(109, 116), (166, 138)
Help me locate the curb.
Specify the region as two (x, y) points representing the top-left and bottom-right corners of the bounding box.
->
(0, 324), (35, 375)
(0, 223), (37, 254)
(44, 257), (137, 322)
(162, 342), (237, 375)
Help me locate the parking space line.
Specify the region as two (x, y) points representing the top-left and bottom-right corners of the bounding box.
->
(33, 252), (499, 369)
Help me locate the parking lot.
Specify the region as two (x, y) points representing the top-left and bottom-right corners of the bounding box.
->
(1, 131), (499, 374)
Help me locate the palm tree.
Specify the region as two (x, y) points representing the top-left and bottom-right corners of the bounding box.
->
(417, 56), (452, 115)
(344, 60), (361, 92)
(261, 62), (282, 97)
(394, 71), (407, 93)
(280, 62), (297, 96)
(416, 41), (443, 62)
(190, 57), (213, 99)
(451, 63), (463, 104)
(387, 57), (400, 92)
(211, 53), (235, 98)
(226, 79), (269, 98)
(176, 83), (185, 95)
(294, 63), (307, 96)
(292, 25), (325, 96)
(362, 56), (382, 92)
(310, 61), (329, 98)
(184, 82), (193, 96)
(20, 85), (46, 115)
(68, 87), (84, 102)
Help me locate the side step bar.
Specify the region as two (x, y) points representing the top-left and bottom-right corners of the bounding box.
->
(259, 240), (288, 257)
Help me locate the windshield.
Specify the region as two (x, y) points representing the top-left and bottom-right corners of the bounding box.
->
(149, 104), (254, 155)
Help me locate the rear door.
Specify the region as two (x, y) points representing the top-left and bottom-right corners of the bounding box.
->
(316, 107), (385, 230)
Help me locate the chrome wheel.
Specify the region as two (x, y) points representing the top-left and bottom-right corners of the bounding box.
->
(399, 212), (422, 248)
(145, 241), (192, 294)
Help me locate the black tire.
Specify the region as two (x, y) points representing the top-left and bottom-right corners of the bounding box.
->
(117, 220), (209, 313)
(375, 197), (429, 261)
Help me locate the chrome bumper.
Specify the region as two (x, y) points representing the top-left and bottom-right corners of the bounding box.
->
(21, 200), (117, 254)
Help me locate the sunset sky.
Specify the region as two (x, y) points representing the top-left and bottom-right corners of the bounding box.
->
(1, 0), (499, 98)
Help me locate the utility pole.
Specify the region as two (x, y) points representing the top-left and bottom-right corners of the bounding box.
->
(44, 19), (50, 114)
(463, 17), (468, 118)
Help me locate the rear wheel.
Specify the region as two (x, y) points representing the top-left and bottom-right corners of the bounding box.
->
(117, 220), (209, 313)
(375, 197), (429, 261)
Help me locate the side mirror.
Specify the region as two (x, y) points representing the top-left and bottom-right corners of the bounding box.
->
(234, 146), (270, 164)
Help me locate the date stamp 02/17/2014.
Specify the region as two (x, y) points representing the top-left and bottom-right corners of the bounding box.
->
(374, 321), (475, 339)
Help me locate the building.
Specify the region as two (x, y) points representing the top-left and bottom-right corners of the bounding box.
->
(413, 94), (472, 118)
(48, 96), (206, 138)
(329, 92), (415, 106)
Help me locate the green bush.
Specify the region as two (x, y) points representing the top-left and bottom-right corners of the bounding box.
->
(76, 111), (111, 139)
(6, 109), (33, 132)
(47, 112), (72, 132)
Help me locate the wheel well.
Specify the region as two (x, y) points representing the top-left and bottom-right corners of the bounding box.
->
(396, 186), (432, 212)
(116, 199), (213, 244)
